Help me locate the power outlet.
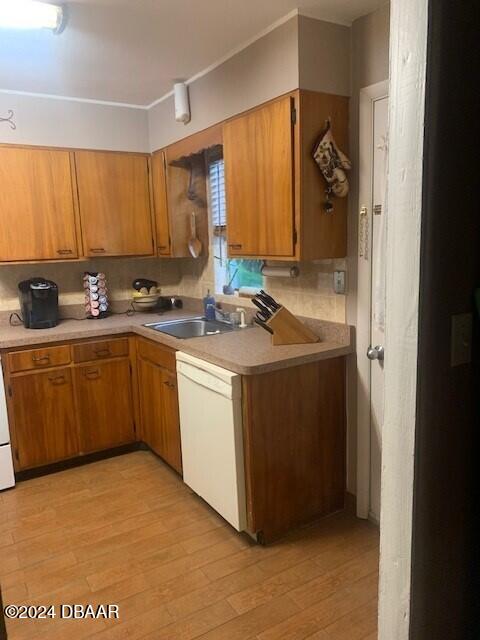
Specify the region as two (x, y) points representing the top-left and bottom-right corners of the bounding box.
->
(450, 312), (473, 367)
(334, 271), (346, 295)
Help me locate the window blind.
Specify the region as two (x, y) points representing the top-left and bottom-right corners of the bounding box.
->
(209, 159), (226, 233)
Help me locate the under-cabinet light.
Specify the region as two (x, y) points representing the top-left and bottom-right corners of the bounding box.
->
(0, 1), (65, 33)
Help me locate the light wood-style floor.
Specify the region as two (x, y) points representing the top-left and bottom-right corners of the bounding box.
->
(0, 451), (379, 640)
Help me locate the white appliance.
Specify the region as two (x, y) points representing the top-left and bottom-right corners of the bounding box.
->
(0, 358), (15, 490)
(176, 352), (246, 531)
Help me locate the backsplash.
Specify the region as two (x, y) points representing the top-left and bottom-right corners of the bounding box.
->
(0, 256), (346, 323)
(0, 258), (179, 311)
(160, 256), (347, 323)
(264, 260), (347, 323)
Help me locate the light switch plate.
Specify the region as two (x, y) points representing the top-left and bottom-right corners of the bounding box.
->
(450, 312), (473, 367)
(333, 271), (346, 295)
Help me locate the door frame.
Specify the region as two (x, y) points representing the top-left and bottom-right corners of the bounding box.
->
(356, 79), (389, 520)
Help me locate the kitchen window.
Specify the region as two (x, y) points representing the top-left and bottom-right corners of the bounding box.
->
(209, 158), (263, 295)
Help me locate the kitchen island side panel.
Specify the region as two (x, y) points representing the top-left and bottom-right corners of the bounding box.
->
(242, 356), (346, 542)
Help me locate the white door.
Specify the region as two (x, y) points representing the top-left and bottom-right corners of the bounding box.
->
(369, 96), (388, 521)
(356, 81), (389, 521)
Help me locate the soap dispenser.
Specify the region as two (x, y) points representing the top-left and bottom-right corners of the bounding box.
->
(203, 289), (216, 320)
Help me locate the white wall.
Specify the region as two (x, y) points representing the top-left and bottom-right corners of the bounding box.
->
(298, 15), (350, 96)
(148, 15), (352, 153)
(0, 92), (149, 151)
(148, 16), (300, 152)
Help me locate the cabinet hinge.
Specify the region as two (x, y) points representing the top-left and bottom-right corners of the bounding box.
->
(291, 107), (297, 125)
(14, 448), (19, 462)
(133, 421), (136, 434)
(8, 385), (12, 398)
(293, 229), (298, 245)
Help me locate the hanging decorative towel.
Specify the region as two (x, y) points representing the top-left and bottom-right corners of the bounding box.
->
(312, 120), (351, 197)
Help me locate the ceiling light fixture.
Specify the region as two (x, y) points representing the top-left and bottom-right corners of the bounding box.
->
(0, 1), (66, 34)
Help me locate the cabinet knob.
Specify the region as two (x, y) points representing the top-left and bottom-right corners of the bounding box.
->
(90, 248), (106, 254)
(228, 243), (243, 250)
(163, 380), (175, 390)
(57, 248), (73, 255)
(48, 374), (66, 385)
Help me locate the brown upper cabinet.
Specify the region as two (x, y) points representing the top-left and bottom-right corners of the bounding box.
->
(75, 150), (155, 258)
(224, 96), (295, 258)
(223, 90), (349, 260)
(0, 146), (80, 262)
(0, 90), (347, 264)
(151, 124), (222, 258)
(151, 150), (171, 256)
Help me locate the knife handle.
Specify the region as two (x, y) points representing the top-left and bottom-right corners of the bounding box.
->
(252, 297), (272, 317)
(259, 290), (281, 310)
(254, 318), (274, 334)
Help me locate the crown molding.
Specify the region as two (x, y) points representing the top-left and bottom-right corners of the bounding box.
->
(0, 88), (148, 110)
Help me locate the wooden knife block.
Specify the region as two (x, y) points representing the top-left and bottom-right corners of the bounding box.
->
(266, 307), (320, 346)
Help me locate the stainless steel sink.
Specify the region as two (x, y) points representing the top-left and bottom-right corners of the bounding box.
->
(144, 317), (235, 339)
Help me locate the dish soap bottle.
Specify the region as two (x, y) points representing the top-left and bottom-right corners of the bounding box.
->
(203, 289), (216, 320)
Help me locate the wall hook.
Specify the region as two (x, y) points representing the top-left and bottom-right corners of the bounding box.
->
(0, 110), (16, 130)
(324, 186), (334, 213)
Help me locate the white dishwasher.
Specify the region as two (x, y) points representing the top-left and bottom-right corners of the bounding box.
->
(176, 352), (246, 531)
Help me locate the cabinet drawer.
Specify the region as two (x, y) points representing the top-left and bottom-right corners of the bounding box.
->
(137, 338), (176, 372)
(8, 345), (71, 373)
(72, 338), (129, 363)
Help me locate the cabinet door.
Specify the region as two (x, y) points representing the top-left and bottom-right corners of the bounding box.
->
(137, 357), (182, 473)
(10, 368), (79, 469)
(151, 150), (171, 256)
(223, 96), (295, 258)
(159, 369), (182, 473)
(137, 357), (164, 456)
(75, 150), (154, 257)
(73, 359), (135, 453)
(0, 147), (79, 261)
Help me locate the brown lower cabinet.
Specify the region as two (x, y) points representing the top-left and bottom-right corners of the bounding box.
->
(3, 334), (345, 543)
(10, 367), (79, 469)
(4, 337), (137, 471)
(136, 339), (182, 473)
(73, 359), (135, 454)
(3, 335), (182, 474)
(242, 357), (346, 542)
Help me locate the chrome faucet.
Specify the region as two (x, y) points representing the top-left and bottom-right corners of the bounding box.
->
(214, 307), (232, 324)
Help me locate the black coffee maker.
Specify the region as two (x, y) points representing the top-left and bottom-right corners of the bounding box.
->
(18, 278), (59, 329)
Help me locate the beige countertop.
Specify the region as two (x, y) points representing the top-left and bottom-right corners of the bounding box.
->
(0, 308), (353, 375)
